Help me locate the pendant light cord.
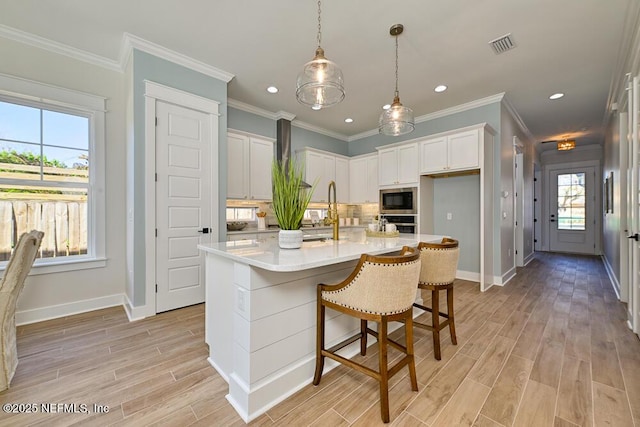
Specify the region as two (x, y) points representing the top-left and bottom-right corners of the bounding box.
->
(317, 0), (322, 48)
(394, 34), (399, 98)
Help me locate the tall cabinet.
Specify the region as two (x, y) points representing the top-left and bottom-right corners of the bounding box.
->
(417, 123), (495, 291)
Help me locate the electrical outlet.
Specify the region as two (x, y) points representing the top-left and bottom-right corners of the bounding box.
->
(446, 213), (452, 220)
(508, 249), (512, 257)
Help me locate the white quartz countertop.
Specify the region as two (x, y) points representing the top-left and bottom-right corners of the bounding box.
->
(198, 229), (444, 272)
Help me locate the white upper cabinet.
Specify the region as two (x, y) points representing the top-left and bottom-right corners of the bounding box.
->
(227, 131), (274, 200)
(419, 129), (480, 174)
(334, 157), (350, 203)
(248, 137), (274, 200)
(350, 154), (378, 203)
(300, 148), (350, 203)
(378, 143), (418, 186)
(303, 149), (335, 202)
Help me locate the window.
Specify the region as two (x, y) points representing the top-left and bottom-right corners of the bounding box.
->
(226, 207), (256, 221)
(557, 172), (586, 230)
(0, 74), (106, 272)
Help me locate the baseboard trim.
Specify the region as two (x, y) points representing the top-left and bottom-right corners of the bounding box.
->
(524, 252), (535, 266)
(601, 255), (621, 299)
(500, 266), (517, 286)
(16, 294), (125, 326)
(456, 270), (480, 282)
(123, 294), (153, 322)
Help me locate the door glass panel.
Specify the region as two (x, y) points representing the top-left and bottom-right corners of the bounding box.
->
(557, 172), (586, 230)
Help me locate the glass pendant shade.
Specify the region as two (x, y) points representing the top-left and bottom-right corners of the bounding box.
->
(379, 96), (415, 136)
(296, 48), (345, 109)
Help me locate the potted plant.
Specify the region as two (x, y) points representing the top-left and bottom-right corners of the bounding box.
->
(271, 158), (315, 249)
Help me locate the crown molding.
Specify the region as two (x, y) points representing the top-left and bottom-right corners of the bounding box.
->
(121, 33), (234, 82)
(502, 95), (534, 142)
(227, 98), (349, 141)
(0, 24), (121, 72)
(348, 92), (507, 141)
(228, 98), (278, 120)
(291, 120), (349, 141)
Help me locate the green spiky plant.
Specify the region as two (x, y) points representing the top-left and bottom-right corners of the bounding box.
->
(271, 158), (316, 230)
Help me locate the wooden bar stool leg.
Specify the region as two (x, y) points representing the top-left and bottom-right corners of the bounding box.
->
(313, 298), (325, 386)
(447, 286), (457, 345)
(405, 314), (418, 391)
(360, 319), (368, 356)
(378, 317), (390, 423)
(432, 289), (441, 360)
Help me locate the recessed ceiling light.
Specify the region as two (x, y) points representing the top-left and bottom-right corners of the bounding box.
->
(266, 86), (278, 94)
(434, 85), (447, 93)
(549, 93), (564, 100)
(382, 104), (391, 110)
(344, 118), (353, 123)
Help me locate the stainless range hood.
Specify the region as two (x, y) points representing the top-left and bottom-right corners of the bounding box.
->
(276, 118), (311, 188)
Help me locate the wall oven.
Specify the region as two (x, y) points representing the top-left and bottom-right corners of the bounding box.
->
(382, 215), (417, 234)
(379, 187), (417, 214)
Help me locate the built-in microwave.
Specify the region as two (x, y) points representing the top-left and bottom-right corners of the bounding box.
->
(379, 187), (417, 214)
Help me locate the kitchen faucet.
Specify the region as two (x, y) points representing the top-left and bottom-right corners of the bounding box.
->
(325, 181), (339, 240)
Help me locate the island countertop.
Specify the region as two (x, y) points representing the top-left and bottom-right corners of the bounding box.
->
(198, 229), (444, 272)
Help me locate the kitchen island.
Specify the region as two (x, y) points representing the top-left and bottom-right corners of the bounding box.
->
(198, 229), (444, 422)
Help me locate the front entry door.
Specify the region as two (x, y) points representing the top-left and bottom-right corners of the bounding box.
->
(549, 167), (596, 254)
(155, 100), (211, 312)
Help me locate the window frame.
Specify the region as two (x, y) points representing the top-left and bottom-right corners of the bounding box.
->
(0, 73), (106, 275)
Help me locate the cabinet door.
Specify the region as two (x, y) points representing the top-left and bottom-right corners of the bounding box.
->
(305, 151), (327, 202)
(335, 157), (349, 202)
(378, 148), (399, 186)
(249, 137), (274, 200)
(397, 143), (418, 184)
(349, 157), (367, 203)
(366, 156), (379, 203)
(420, 137), (448, 173)
(227, 133), (248, 199)
(448, 130), (480, 171)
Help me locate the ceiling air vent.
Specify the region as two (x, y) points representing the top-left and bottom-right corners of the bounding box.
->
(489, 33), (516, 54)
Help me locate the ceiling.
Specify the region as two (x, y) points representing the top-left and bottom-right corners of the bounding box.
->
(0, 0), (636, 150)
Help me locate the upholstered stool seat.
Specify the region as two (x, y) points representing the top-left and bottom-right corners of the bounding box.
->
(413, 238), (460, 360)
(0, 230), (44, 391)
(313, 247), (421, 423)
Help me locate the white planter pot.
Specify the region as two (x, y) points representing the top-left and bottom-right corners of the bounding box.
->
(279, 229), (303, 249)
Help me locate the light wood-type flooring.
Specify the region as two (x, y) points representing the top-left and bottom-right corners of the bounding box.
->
(1, 252), (639, 426)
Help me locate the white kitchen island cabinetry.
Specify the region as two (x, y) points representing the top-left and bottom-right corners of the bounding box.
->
(227, 131), (275, 200)
(378, 143), (418, 186)
(349, 153), (378, 203)
(419, 128), (480, 174)
(198, 231), (443, 422)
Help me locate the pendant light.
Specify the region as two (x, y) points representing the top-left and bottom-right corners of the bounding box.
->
(296, 0), (345, 109)
(379, 24), (414, 136)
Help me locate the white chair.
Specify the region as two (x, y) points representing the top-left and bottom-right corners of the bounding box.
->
(0, 230), (43, 391)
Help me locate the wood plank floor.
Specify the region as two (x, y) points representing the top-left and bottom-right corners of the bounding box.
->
(1, 252), (639, 426)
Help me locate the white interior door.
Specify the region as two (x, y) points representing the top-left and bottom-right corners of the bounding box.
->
(155, 100), (211, 312)
(514, 151), (524, 266)
(549, 167), (596, 254)
(629, 76), (640, 334)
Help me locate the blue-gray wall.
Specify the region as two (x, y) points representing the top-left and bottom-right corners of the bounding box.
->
(132, 49), (227, 307)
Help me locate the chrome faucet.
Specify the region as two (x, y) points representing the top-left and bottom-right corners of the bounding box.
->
(326, 180), (339, 240)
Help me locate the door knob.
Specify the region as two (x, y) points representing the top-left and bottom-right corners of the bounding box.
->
(628, 233), (639, 241)
(550, 219), (556, 222)
(198, 228), (210, 234)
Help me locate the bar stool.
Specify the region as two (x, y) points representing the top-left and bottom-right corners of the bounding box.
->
(313, 248), (421, 423)
(413, 238), (460, 360)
